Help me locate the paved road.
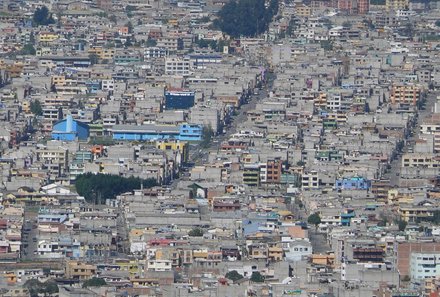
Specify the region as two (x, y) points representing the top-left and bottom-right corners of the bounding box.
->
(383, 91), (438, 186)
(22, 207), (39, 260)
(189, 73), (276, 167)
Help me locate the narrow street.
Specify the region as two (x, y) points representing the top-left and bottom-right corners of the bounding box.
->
(383, 90), (438, 186)
(189, 73), (276, 167)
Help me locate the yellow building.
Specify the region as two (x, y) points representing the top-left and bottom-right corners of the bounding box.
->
(156, 140), (188, 162)
(65, 261), (96, 280)
(295, 3), (312, 17)
(38, 32), (59, 43)
(386, 0), (409, 11)
(311, 254), (335, 268)
(51, 75), (66, 86)
(3, 272), (17, 285)
(115, 259), (142, 276)
(101, 49), (115, 60)
(168, 19), (178, 27)
(268, 247), (283, 261)
(22, 101), (31, 114)
(88, 46), (115, 60)
(314, 93), (327, 110)
(387, 189), (414, 205)
(398, 205), (434, 222)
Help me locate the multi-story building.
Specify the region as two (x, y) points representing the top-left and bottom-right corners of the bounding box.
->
(358, 0), (369, 13)
(243, 164), (260, 187)
(265, 159), (282, 184)
(165, 57), (191, 76)
(386, 0), (409, 11)
(164, 88), (195, 110)
(390, 84), (421, 106)
(302, 171), (319, 190)
(410, 253), (440, 281)
(398, 205), (434, 222)
(401, 153), (440, 168)
(156, 140), (189, 163)
(65, 261), (97, 280)
(36, 147), (69, 178)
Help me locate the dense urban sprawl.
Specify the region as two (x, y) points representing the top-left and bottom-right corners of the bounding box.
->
(0, 0), (439, 296)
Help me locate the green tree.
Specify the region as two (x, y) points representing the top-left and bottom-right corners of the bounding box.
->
(89, 53), (99, 65)
(188, 227), (204, 237)
(398, 220), (407, 231)
(342, 21), (352, 29)
(146, 38), (157, 47)
(225, 270), (244, 282)
(109, 15), (117, 24)
(250, 271), (265, 283)
(320, 40), (333, 51)
(307, 212), (321, 227)
(201, 125), (213, 148)
(32, 6), (55, 26)
(75, 173), (157, 204)
(24, 279), (59, 297)
(82, 277), (107, 288)
(214, 0), (278, 37)
(21, 44), (36, 55)
(30, 100), (43, 116)
(126, 21), (134, 34)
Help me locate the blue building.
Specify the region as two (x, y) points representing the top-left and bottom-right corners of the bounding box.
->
(335, 177), (371, 190)
(85, 81), (100, 93)
(51, 115), (89, 141)
(112, 123), (202, 141)
(164, 89), (195, 110)
(341, 209), (355, 226)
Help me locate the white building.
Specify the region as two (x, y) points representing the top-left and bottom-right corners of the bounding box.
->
(282, 238), (312, 261)
(410, 252), (440, 280)
(302, 171), (319, 190)
(165, 57), (191, 76)
(147, 259), (173, 272)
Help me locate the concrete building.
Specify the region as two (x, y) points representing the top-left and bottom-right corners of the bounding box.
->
(410, 253), (440, 281)
(51, 115), (89, 141)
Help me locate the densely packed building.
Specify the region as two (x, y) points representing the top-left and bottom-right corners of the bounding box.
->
(0, 0), (439, 296)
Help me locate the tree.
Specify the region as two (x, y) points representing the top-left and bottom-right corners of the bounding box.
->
(32, 6), (55, 26)
(83, 277), (106, 288)
(188, 227), (204, 237)
(89, 53), (99, 65)
(201, 125), (213, 148)
(398, 220), (407, 231)
(342, 21), (352, 29)
(109, 15), (117, 24)
(30, 100), (43, 116)
(75, 173), (157, 204)
(250, 271), (265, 283)
(24, 279), (59, 297)
(225, 270), (244, 282)
(436, 20), (440, 27)
(307, 212), (321, 227)
(146, 38), (157, 47)
(21, 44), (36, 55)
(126, 21), (134, 34)
(214, 0), (279, 37)
(320, 40), (333, 51)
